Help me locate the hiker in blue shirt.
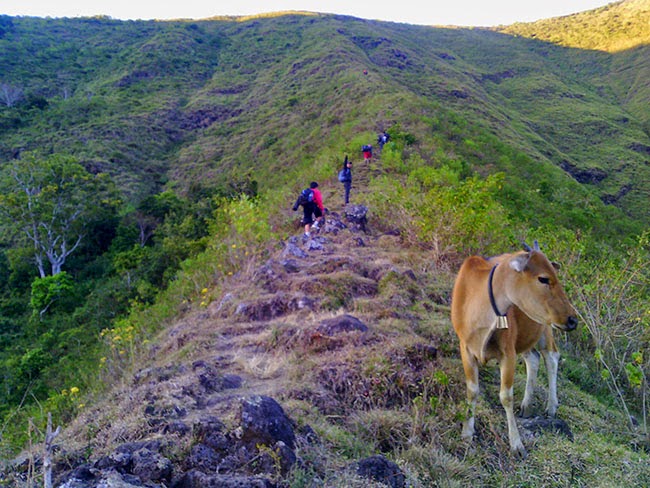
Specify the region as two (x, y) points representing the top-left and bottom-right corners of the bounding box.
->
(338, 155), (352, 205)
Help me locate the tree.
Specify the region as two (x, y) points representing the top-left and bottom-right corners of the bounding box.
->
(0, 82), (23, 107)
(0, 152), (119, 277)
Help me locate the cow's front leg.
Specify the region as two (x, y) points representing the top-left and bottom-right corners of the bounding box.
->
(460, 344), (479, 442)
(542, 349), (560, 417)
(500, 354), (527, 457)
(520, 349), (540, 417)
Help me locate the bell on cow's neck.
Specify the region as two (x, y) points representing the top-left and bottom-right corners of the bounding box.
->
(496, 315), (509, 329)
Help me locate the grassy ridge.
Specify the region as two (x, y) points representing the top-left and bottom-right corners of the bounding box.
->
(1, 10), (650, 224)
(0, 3), (649, 476)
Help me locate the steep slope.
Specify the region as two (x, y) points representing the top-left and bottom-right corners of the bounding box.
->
(11, 192), (648, 486)
(499, 0), (650, 127)
(1, 10), (649, 224)
(499, 0), (650, 52)
(1, 8), (650, 483)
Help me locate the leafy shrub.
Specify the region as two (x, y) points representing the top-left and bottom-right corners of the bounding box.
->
(367, 165), (514, 259)
(566, 232), (650, 433)
(30, 272), (74, 318)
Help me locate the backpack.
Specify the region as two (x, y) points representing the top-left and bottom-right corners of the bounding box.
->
(338, 169), (347, 183)
(362, 144), (371, 152)
(297, 188), (314, 206)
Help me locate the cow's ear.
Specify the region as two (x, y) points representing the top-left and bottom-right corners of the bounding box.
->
(510, 254), (529, 273)
(552, 261), (561, 271)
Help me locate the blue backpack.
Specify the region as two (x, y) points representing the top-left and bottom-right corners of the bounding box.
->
(297, 188), (314, 206)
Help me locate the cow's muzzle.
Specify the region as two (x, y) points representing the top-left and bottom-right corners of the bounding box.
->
(564, 316), (578, 331)
(552, 315), (577, 332)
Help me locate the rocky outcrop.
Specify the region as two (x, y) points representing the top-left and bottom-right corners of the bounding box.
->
(343, 204), (369, 232)
(43, 208), (430, 487)
(10, 200), (570, 488)
(355, 454), (406, 488)
(56, 396), (301, 488)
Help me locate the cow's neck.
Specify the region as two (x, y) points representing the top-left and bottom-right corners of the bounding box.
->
(488, 264), (513, 318)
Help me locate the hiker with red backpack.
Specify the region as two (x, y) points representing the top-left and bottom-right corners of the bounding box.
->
(362, 144), (372, 163)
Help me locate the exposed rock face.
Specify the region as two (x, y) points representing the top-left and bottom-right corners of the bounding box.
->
(344, 204), (369, 232)
(56, 396), (299, 487)
(560, 160), (608, 184)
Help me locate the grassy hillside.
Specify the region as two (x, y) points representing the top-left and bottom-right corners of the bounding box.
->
(44, 207), (650, 487)
(1, 8), (650, 225)
(0, 2), (649, 486)
(499, 0), (650, 140)
(499, 0), (650, 52)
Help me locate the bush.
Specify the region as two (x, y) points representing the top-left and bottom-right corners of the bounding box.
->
(566, 232), (650, 432)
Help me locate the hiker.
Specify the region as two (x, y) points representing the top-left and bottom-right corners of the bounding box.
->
(377, 131), (389, 150)
(292, 181), (324, 239)
(362, 144), (372, 163)
(309, 181), (325, 231)
(338, 155), (352, 205)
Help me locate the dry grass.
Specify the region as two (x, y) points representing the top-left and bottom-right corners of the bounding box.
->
(45, 212), (650, 487)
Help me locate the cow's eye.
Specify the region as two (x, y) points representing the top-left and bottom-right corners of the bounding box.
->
(538, 277), (550, 285)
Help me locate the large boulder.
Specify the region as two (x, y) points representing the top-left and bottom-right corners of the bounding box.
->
(355, 454), (406, 488)
(344, 205), (368, 232)
(239, 396), (296, 449)
(317, 314), (368, 336)
(238, 395), (297, 476)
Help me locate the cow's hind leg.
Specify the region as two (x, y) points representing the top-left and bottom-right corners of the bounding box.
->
(460, 344), (479, 442)
(520, 349), (540, 418)
(500, 353), (527, 457)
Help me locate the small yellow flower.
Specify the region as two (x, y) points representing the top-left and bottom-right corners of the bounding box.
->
(100, 357), (107, 364)
(70, 387), (80, 395)
(201, 288), (209, 294)
(78, 403), (85, 409)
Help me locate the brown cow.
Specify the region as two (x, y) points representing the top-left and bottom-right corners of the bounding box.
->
(451, 242), (577, 456)
(487, 256), (563, 419)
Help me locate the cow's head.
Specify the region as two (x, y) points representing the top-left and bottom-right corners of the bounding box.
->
(507, 248), (577, 331)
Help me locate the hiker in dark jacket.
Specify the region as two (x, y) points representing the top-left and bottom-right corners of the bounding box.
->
(292, 182), (323, 239)
(340, 155), (352, 205)
(377, 131), (390, 150)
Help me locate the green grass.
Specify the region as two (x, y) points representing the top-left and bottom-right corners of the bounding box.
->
(0, 7), (649, 482)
